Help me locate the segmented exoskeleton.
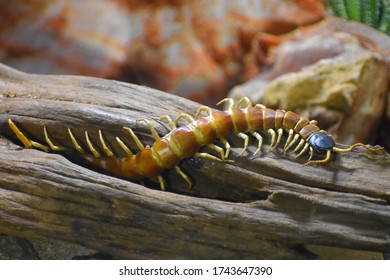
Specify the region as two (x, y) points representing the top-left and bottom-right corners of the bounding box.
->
(7, 97), (383, 190)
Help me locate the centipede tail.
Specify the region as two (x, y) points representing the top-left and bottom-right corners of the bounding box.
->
(7, 97), (384, 191)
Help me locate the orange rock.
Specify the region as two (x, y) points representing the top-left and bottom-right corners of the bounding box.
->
(0, 0), (325, 106)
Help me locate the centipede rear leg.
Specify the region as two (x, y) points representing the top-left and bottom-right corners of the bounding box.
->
(43, 127), (68, 152)
(8, 119), (64, 153)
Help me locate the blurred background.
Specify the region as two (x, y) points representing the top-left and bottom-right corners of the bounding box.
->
(0, 0), (389, 150)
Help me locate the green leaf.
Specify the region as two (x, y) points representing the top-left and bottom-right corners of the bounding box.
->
(326, 0), (390, 33)
(378, 0), (390, 32)
(345, 0), (361, 20)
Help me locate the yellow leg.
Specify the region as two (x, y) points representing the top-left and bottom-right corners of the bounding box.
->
(175, 113), (195, 124)
(254, 104), (266, 109)
(308, 147), (314, 161)
(152, 115), (177, 130)
(295, 142), (309, 159)
(283, 129), (294, 151)
(275, 128), (283, 148)
(251, 131), (263, 156)
(207, 143), (225, 161)
(216, 98), (234, 109)
(115, 137), (133, 156)
(157, 176), (166, 191)
(8, 119), (50, 152)
(236, 132), (249, 156)
(175, 166), (193, 189)
(43, 127), (67, 152)
(195, 106), (213, 117)
(98, 130), (115, 158)
(267, 129), (276, 151)
(236, 97), (252, 108)
(304, 150), (332, 166)
(123, 127), (145, 150)
(291, 139), (305, 154)
(138, 118), (160, 140)
(68, 128), (85, 154)
(85, 131), (101, 158)
(195, 152), (223, 162)
(220, 137), (231, 158)
(284, 133), (300, 153)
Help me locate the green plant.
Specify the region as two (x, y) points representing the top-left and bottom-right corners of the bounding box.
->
(326, 0), (390, 33)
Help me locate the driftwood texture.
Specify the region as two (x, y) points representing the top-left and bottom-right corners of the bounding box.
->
(0, 63), (389, 259)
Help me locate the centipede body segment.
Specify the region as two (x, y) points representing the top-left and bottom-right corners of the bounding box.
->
(7, 97), (383, 190)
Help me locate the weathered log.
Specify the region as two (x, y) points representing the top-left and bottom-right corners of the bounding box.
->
(0, 63), (389, 259)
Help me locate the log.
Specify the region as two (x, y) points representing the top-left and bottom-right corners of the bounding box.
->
(0, 63), (389, 259)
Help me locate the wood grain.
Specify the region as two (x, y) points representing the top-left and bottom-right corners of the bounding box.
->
(0, 63), (389, 259)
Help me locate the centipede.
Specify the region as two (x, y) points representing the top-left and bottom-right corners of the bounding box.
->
(7, 97), (383, 190)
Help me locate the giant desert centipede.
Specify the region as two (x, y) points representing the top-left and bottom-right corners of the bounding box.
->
(7, 97), (383, 190)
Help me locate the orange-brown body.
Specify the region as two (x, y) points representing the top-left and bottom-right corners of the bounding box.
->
(96, 107), (320, 181)
(7, 97), (382, 190)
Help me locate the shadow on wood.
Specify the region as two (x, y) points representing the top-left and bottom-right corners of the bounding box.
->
(0, 63), (389, 259)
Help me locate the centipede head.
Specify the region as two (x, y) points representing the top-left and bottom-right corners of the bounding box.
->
(305, 132), (384, 166)
(304, 132), (335, 165)
(308, 132), (336, 155)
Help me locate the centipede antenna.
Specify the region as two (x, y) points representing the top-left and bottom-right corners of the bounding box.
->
(236, 132), (249, 156)
(295, 143), (309, 159)
(251, 131), (263, 156)
(195, 106), (213, 117)
(7, 119), (50, 152)
(43, 127), (67, 152)
(152, 115), (177, 130)
(138, 118), (160, 140)
(207, 143), (226, 161)
(216, 98), (235, 109)
(304, 150), (332, 166)
(220, 137), (231, 158)
(175, 113), (195, 124)
(123, 127), (145, 150)
(267, 129), (276, 151)
(115, 137), (133, 156)
(175, 166), (193, 189)
(332, 143), (384, 153)
(236, 97), (252, 108)
(283, 129), (294, 151)
(67, 128), (85, 154)
(85, 131), (101, 158)
(157, 176), (166, 191)
(98, 130), (115, 158)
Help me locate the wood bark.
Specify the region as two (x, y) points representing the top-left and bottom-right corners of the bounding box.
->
(0, 63), (389, 259)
